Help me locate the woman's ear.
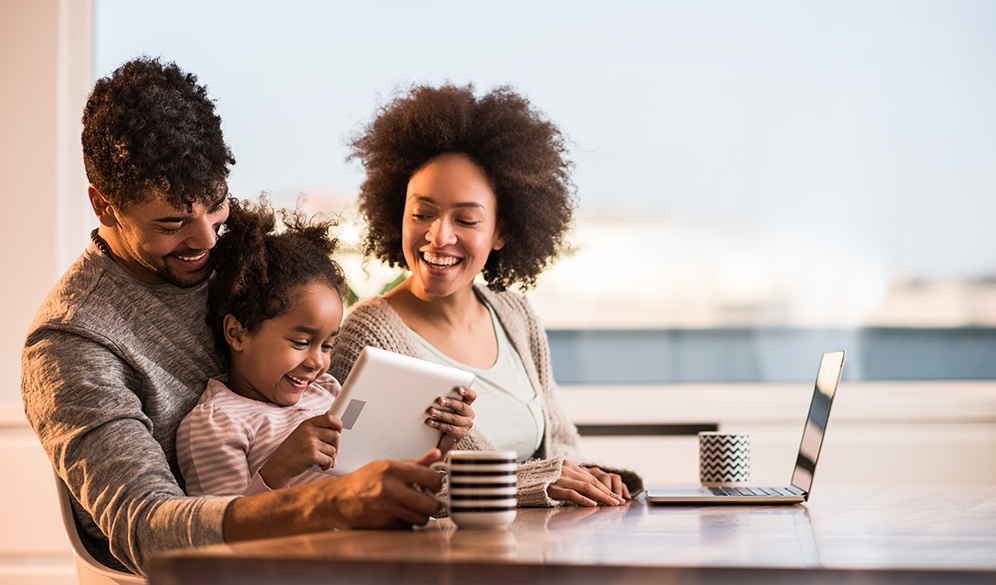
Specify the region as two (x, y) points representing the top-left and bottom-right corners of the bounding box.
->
(492, 221), (506, 251)
(223, 314), (248, 352)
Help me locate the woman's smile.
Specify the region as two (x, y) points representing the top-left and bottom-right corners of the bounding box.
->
(401, 153), (504, 300)
(422, 252), (461, 268)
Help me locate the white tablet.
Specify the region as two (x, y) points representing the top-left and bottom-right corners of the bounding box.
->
(322, 346), (475, 476)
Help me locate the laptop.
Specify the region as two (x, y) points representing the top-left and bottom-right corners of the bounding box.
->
(646, 350), (845, 505)
(320, 346), (475, 476)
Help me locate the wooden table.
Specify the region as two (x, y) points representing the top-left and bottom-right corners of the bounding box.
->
(148, 486), (996, 584)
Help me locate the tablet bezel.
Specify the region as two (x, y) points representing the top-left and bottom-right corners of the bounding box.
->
(321, 346), (476, 476)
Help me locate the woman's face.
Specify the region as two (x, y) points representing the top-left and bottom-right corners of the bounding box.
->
(401, 153), (505, 300)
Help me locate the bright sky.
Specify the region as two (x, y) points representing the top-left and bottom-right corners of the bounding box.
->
(94, 0), (996, 278)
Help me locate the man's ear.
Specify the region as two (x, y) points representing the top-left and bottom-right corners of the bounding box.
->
(223, 314), (248, 352)
(88, 185), (118, 228)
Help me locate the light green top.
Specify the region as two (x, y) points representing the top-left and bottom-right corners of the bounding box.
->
(410, 303), (545, 464)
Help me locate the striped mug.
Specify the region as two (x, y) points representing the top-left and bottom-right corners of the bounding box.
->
(431, 450), (517, 529)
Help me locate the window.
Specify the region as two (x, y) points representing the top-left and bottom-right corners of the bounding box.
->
(95, 0), (996, 381)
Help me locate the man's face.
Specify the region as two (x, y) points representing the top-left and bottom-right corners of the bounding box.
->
(104, 191), (230, 287)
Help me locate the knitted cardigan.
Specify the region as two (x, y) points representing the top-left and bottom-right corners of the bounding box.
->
(329, 284), (643, 507)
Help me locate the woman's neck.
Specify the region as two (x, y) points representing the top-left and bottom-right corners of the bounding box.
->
(385, 278), (498, 369)
(385, 278), (484, 331)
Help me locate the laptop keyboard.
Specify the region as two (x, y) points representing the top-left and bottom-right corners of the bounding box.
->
(706, 486), (806, 497)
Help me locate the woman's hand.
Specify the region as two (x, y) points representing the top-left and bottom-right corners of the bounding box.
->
(584, 465), (631, 501)
(429, 386), (477, 454)
(259, 412), (342, 489)
(547, 460), (629, 506)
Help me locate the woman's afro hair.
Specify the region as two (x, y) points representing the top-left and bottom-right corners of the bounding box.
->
(82, 56), (235, 210)
(349, 84), (577, 291)
(208, 196), (347, 358)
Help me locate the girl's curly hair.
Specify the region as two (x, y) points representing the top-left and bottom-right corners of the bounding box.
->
(208, 196), (347, 358)
(349, 84), (577, 291)
(82, 56), (235, 210)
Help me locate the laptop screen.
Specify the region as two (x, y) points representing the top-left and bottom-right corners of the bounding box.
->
(790, 350), (845, 493)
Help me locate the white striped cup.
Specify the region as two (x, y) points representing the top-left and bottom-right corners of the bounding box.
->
(431, 450), (517, 529)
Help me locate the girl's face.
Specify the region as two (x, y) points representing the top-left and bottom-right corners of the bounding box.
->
(225, 282), (343, 406)
(401, 153), (505, 300)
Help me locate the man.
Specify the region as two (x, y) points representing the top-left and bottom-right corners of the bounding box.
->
(21, 57), (443, 576)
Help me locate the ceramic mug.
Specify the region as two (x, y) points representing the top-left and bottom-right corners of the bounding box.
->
(431, 450), (517, 529)
(699, 432), (750, 486)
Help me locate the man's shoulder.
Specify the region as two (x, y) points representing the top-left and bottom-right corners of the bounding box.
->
(27, 248), (211, 347)
(31, 250), (121, 333)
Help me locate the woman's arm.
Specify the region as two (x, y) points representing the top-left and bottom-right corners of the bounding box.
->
(484, 288), (646, 503)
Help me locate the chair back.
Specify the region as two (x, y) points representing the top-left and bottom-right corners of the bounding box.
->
(53, 469), (147, 584)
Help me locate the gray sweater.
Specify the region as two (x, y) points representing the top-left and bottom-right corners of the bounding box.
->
(21, 245), (233, 575)
(328, 285), (644, 506)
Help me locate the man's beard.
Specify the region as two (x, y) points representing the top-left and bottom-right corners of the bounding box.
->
(154, 254), (215, 288)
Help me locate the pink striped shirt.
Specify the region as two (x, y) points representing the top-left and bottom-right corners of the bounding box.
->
(176, 373), (341, 496)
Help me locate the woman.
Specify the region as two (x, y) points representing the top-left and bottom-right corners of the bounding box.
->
(330, 84), (643, 507)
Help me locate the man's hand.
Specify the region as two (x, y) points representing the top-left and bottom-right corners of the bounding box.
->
(224, 449), (445, 543)
(429, 387), (477, 454)
(259, 412), (341, 489)
(547, 461), (629, 506)
(326, 449), (445, 528)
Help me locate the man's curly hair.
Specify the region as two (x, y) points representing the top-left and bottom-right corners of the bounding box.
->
(82, 56), (235, 210)
(208, 196), (347, 359)
(349, 84), (577, 291)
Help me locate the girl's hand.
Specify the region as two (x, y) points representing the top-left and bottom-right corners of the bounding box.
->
(547, 461), (629, 506)
(428, 386), (477, 454)
(259, 412), (342, 489)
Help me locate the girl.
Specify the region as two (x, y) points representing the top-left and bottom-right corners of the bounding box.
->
(177, 197), (476, 496)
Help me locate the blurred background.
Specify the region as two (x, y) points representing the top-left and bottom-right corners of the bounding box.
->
(92, 0), (996, 382)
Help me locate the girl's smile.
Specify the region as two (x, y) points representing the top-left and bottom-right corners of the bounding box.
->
(225, 282), (344, 406)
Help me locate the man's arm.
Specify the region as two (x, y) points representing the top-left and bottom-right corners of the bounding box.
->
(27, 328), (444, 570)
(223, 450), (444, 541)
(23, 329), (233, 574)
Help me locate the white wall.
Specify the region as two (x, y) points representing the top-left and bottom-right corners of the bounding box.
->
(0, 2), (93, 583)
(0, 0), (93, 403)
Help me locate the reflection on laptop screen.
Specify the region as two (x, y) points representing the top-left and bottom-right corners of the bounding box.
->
(791, 351), (845, 493)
